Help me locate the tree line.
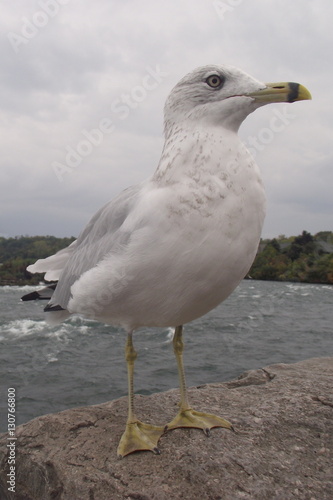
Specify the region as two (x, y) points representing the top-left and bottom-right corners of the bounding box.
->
(249, 231), (333, 284)
(0, 231), (332, 286)
(0, 236), (75, 285)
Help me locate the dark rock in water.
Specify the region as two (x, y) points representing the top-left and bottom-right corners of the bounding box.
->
(1, 357), (332, 500)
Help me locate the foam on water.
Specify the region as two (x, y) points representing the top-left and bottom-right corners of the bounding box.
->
(286, 283), (332, 293)
(163, 327), (175, 344)
(0, 316), (93, 342)
(0, 319), (46, 340)
(2, 285), (41, 293)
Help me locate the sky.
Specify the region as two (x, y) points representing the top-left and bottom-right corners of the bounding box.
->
(1, 0), (332, 239)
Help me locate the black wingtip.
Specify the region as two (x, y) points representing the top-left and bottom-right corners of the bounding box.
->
(44, 304), (66, 312)
(21, 291), (40, 301)
(21, 283), (57, 302)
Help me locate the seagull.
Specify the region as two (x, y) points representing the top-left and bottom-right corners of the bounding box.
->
(22, 64), (311, 457)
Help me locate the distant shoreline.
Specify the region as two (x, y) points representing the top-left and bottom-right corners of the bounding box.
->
(1, 231), (332, 286)
(1, 276), (332, 287)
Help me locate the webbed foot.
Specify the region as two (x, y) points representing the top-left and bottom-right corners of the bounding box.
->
(164, 408), (233, 436)
(117, 421), (165, 458)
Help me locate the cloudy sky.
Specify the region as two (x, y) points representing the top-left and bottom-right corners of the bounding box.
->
(1, 0), (332, 239)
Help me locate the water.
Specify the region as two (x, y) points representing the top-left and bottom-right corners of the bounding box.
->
(0, 280), (332, 432)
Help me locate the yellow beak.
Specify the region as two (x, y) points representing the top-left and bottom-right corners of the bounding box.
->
(247, 82), (312, 103)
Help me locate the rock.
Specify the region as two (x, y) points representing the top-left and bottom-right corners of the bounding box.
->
(1, 357), (332, 500)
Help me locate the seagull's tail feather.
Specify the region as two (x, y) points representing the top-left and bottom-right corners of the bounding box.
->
(23, 240), (76, 324)
(44, 303), (71, 325)
(27, 240), (77, 281)
(21, 283), (57, 302)
(21, 283), (71, 325)
(44, 307), (71, 326)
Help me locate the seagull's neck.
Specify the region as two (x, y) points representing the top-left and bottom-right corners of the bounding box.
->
(153, 123), (249, 185)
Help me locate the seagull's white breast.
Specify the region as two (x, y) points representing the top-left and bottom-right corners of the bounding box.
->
(68, 125), (266, 330)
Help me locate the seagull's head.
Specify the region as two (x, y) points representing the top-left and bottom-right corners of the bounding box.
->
(164, 64), (311, 133)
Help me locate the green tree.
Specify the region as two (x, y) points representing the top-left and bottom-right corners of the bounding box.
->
(0, 236), (75, 285)
(306, 254), (333, 284)
(249, 231), (333, 284)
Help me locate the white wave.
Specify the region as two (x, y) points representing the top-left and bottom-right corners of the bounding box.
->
(0, 316), (93, 341)
(162, 327), (175, 344)
(286, 283), (327, 291)
(0, 319), (47, 339)
(1, 285), (42, 292)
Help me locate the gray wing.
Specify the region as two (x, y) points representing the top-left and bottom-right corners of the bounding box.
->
(42, 183), (143, 311)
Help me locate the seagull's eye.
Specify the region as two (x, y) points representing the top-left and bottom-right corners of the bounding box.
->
(206, 75), (224, 88)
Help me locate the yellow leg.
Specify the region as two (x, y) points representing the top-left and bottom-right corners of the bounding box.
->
(117, 332), (164, 458)
(164, 325), (233, 436)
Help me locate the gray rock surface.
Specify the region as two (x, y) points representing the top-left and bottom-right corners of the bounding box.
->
(1, 357), (332, 500)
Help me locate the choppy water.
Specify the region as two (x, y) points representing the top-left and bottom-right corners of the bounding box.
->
(0, 280), (332, 431)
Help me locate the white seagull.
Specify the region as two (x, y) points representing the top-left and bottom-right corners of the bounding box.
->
(23, 64), (311, 457)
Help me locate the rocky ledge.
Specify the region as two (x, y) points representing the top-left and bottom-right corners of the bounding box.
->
(1, 357), (332, 500)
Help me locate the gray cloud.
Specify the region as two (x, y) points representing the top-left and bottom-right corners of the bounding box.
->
(1, 0), (332, 239)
